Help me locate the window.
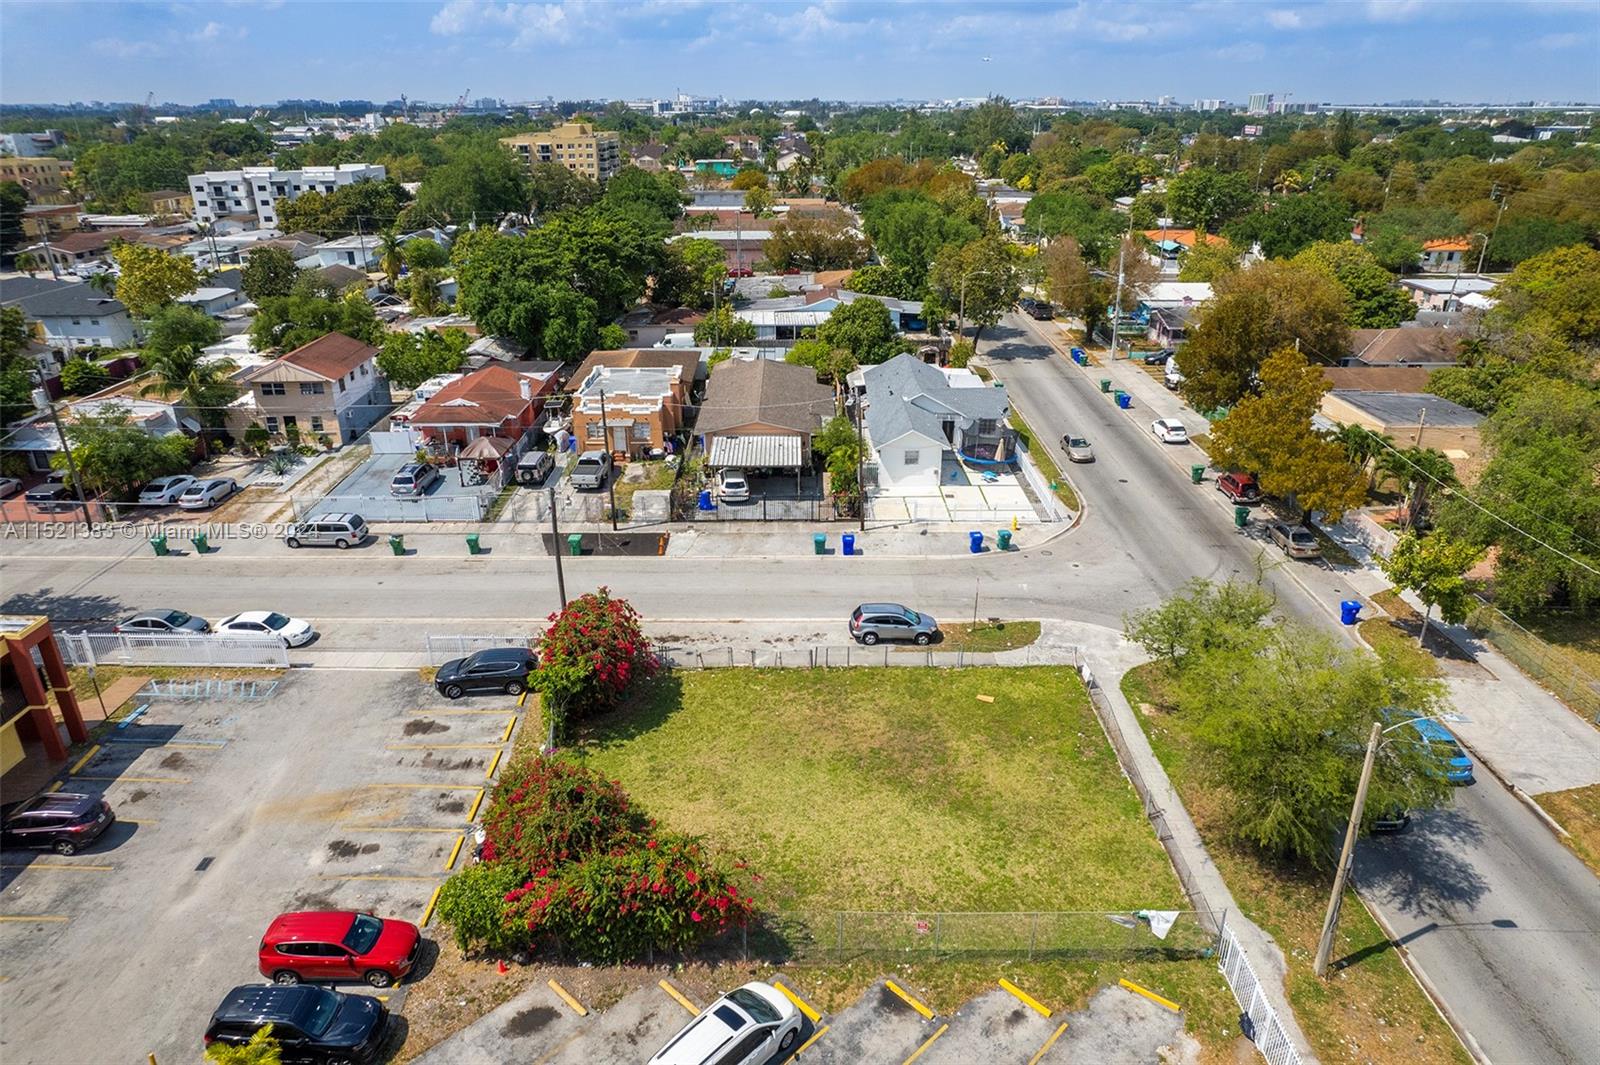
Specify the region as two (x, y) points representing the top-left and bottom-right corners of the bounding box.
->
(309, 416), (324, 432)
(260, 382), (286, 396)
(359, 364), (368, 376)
(299, 382), (325, 395)
(90, 319), (99, 326)
(70, 317), (80, 325)
(196, 199), (208, 207)
(903, 449), (920, 466)
(632, 423), (650, 440)
(586, 422), (604, 440)
(265, 416), (279, 432)
(337, 379), (346, 393)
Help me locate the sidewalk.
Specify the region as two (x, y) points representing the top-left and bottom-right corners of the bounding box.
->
(1024, 320), (1215, 437)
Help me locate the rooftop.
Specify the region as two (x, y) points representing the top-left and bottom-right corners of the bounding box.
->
(864, 353), (1009, 447)
(574, 365), (677, 402)
(251, 332), (376, 382)
(409, 365), (539, 426)
(571, 349), (699, 387)
(696, 358), (835, 436)
(0, 276), (127, 319)
(1329, 391), (1484, 428)
(1348, 328), (1464, 366)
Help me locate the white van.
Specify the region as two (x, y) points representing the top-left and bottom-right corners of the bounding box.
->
(1164, 359), (1184, 391)
(654, 332), (697, 348)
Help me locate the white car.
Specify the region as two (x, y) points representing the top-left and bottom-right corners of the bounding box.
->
(717, 468), (751, 503)
(647, 982), (801, 1065)
(178, 477), (239, 510)
(0, 476), (21, 499)
(139, 474), (197, 505)
(215, 611), (316, 647)
(1151, 418), (1189, 445)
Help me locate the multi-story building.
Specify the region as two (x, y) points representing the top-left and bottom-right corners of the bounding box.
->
(0, 130), (65, 157)
(187, 163), (386, 228)
(499, 123), (621, 183)
(232, 331), (389, 446)
(0, 156), (75, 204)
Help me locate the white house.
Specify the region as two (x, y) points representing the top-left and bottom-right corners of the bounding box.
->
(735, 289), (925, 343)
(862, 354), (1010, 490)
(188, 163), (385, 228)
(1399, 276), (1498, 313)
(0, 277), (139, 352)
(297, 235), (382, 271)
(176, 269), (246, 317)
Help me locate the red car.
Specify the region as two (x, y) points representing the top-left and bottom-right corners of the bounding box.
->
(258, 911), (421, 989)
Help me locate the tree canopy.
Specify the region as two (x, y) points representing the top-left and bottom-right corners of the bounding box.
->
(108, 243), (199, 316)
(377, 328), (470, 390)
(1292, 241), (1416, 328)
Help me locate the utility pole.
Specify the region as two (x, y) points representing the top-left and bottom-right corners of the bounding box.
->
(1108, 236), (1128, 360)
(35, 367), (93, 528)
(547, 484), (567, 610)
(852, 394), (865, 532)
(1477, 189), (1509, 276)
(598, 387), (618, 531)
(1314, 720), (1382, 977)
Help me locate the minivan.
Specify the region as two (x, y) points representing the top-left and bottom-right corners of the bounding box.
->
(390, 463), (440, 499)
(285, 514), (370, 549)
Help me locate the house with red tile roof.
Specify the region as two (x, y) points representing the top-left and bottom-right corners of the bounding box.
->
(1419, 237), (1474, 273)
(406, 364), (559, 449)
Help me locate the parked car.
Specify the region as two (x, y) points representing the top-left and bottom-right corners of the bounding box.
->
(647, 981), (802, 1065)
(285, 514), (369, 549)
(1, 792), (115, 856)
(515, 451), (555, 486)
(1019, 298), (1053, 320)
(259, 911), (422, 989)
(1141, 349), (1174, 365)
(24, 482), (75, 511)
(389, 463), (440, 500)
(849, 603), (939, 646)
(1268, 522), (1321, 559)
(178, 477), (239, 510)
(216, 611), (316, 647)
(204, 985), (388, 1065)
(115, 609), (211, 635)
(717, 468), (751, 502)
(1215, 472), (1261, 504)
(138, 474), (197, 505)
(1370, 808), (1412, 833)
(1405, 717), (1475, 784)
(569, 451), (613, 490)
(434, 646), (538, 699)
(0, 475), (21, 499)
(1060, 435), (1094, 463)
(1163, 361), (1184, 390)
(1151, 418), (1189, 444)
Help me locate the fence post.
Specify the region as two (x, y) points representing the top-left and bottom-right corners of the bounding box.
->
(934, 913), (943, 955)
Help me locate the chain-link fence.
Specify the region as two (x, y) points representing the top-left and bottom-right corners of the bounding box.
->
(1468, 605), (1600, 725)
(654, 641), (1073, 670)
(424, 634), (537, 666)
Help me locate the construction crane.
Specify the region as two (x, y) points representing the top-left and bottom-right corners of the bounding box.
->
(452, 88), (470, 117)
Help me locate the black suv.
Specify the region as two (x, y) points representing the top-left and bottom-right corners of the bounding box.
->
(1, 792), (114, 855)
(205, 985), (387, 1064)
(434, 647), (537, 699)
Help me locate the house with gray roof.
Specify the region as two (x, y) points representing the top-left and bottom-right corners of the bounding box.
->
(862, 353), (1010, 489)
(735, 288), (925, 344)
(695, 358), (835, 471)
(0, 276), (139, 351)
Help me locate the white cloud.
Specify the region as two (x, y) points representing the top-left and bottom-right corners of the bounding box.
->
(1363, 0), (1425, 22)
(91, 38), (167, 59)
(1211, 41), (1265, 62)
(192, 21), (225, 41)
(1265, 9), (1304, 29)
(429, 1), (602, 46)
(1536, 31), (1585, 49)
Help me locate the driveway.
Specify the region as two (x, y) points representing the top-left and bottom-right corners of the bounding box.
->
(312, 452), (497, 522)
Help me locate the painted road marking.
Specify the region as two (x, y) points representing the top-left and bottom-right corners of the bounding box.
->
(659, 979), (699, 1016)
(0, 863), (113, 873)
(884, 980), (935, 1020)
(420, 885), (442, 927)
(773, 980), (821, 1023)
(517, 689), (529, 708)
(0, 915), (70, 923)
(794, 1024), (829, 1057)
(466, 787), (485, 821)
(501, 717), (516, 743)
(45, 782), (62, 793)
(1118, 978), (1180, 1012)
(73, 775), (189, 784)
(1027, 1022), (1069, 1065)
(902, 1023), (949, 1065)
(547, 978), (588, 1016)
(68, 744), (101, 775)
(445, 834), (465, 871)
(999, 978), (1052, 1017)
(484, 750), (502, 779)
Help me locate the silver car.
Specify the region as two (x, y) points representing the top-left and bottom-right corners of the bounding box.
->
(1269, 522), (1322, 560)
(390, 462), (441, 500)
(139, 474), (197, 505)
(1060, 435), (1094, 463)
(284, 513), (369, 549)
(849, 603), (939, 646)
(178, 477), (238, 510)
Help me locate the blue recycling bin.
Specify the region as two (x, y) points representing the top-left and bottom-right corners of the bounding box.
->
(969, 530), (984, 554)
(697, 488), (714, 510)
(1070, 347), (1084, 361)
(841, 532), (855, 556)
(1340, 600), (1362, 626)
(1116, 392), (1132, 410)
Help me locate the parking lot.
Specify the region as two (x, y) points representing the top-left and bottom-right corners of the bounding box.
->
(0, 669), (527, 1065)
(311, 451), (500, 521)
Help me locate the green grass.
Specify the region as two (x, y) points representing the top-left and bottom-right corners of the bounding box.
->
(609, 459), (677, 518)
(1510, 612), (1600, 685)
(483, 483), (516, 522)
(575, 668), (1176, 913)
(1358, 618), (1443, 678)
(1007, 412), (1081, 513)
(1121, 664), (1471, 1065)
(926, 620), (1042, 653)
(1535, 783), (1600, 879)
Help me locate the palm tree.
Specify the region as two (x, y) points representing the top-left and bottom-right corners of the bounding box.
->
(140, 343), (238, 459)
(1391, 446), (1459, 531)
(1334, 424), (1392, 490)
(377, 229), (405, 290)
(86, 271), (115, 295)
(14, 251), (40, 276)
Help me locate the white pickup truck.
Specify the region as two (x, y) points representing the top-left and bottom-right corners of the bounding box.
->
(570, 451), (613, 490)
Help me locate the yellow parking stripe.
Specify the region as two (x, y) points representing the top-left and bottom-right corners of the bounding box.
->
(773, 980), (822, 1023)
(466, 787), (485, 821)
(659, 979), (699, 1016)
(341, 826), (463, 833)
(359, 783), (484, 790)
(407, 708), (516, 715)
(1118, 978), (1180, 1012)
(884, 980), (935, 1020)
(484, 750), (502, 780)
(547, 978), (588, 1016)
(0, 915), (69, 923)
(419, 885), (442, 927)
(999, 978), (1052, 1017)
(445, 834), (465, 870)
(902, 1023), (948, 1065)
(517, 689), (529, 708)
(794, 1024), (829, 1056)
(0, 863), (113, 872)
(318, 874), (441, 882)
(501, 717), (516, 743)
(68, 744), (101, 775)
(1027, 1022), (1069, 1065)
(45, 782), (62, 793)
(73, 775), (188, 784)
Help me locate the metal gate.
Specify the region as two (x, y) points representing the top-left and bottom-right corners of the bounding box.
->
(369, 428), (422, 454)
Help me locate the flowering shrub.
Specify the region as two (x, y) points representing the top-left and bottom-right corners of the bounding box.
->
(481, 756), (638, 877)
(535, 588), (655, 724)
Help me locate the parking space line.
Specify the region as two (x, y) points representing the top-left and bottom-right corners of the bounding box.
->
(384, 743), (504, 751)
(517, 689), (529, 708)
(532, 1032), (588, 1065)
(547, 978), (588, 1016)
(445, 834), (465, 870)
(484, 750), (502, 779)
(501, 717), (516, 743)
(45, 782), (62, 793)
(0, 863), (113, 872)
(73, 775), (189, 784)
(68, 744), (101, 775)
(359, 783), (484, 790)
(772, 980), (821, 1023)
(466, 787), (485, 821)
(343, 826), (462, 833)
(793, 1024), (829, 1057)
(0, 915), (70, 923)
(1027, 1021), (1069, 1064)
(659, 978), (699, 1016)
(884, 980), (935, 1020)
(318, 874), (442, 882)
(420, 885), (442, 927)
(1118, 978), (1180, 1012)
(998, 978), (1052, 1017)
(407, 708), (518, 715)
(902, 1023), (948, 1064)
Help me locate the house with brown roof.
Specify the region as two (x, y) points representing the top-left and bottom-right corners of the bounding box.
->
(695, 358), (835, 471)
(616, 306), (708, 348)
(1343, 328), (1464, 368)
(567, 351), (698, 457)
(1321, 366), (1436, 394)
(1419, 237), (1473, 273)
(405, 364), (559, 449)
(231, 332), (388, 446)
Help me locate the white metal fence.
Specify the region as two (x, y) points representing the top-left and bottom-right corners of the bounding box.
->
(292, 492), (488, 522)
(56, 631), (289, 668)
(1216, 917), (1304, 1065)
(424, 633), (537, 666)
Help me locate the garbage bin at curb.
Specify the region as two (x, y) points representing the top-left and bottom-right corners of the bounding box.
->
(998, 528), (1013, 551)
(466, 533), (481, 555)
(969, 530), (984, 553)
(1071, 347), (1085, 361)
(191, 532), (209, 554)
(1099, 378), (1111, 393)
(841, 532), (855, 556)
(150, 534), (168, 557)
(812, 532), (826, 555)
(1233, 506), (1249, 529)
(1115, 391), (1131, 409)
(1190, 464), (1205, 485)
(566, 533), (583, 557)
(1340, 600), (1363, 626)
(388, 534), (405, 556)
(697, 489), (713, 511)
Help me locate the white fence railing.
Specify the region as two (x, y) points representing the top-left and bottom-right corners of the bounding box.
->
(57, 631), (289, 669)
(1216, 917), (1305, 1065)
(424, 634), (537, 666)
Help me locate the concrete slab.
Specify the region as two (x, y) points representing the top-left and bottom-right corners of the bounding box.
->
(916, 988), (1060, 1064)
(1047, 985), (1186, 1062)
(414, 980), (590, 1065)
(802, 979), (941, 1064)
(539, 983), (693, 1065)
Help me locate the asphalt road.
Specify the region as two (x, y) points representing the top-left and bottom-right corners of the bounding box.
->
(3, 313), (1597, 1062)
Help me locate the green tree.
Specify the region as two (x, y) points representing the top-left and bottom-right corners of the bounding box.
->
(692, 305), (755, 346)
(1021, 192), (1122, 262)
(1, 306), (38, 425)
(0, 181), (27, 266)
(250, 291), (382, 353)
(1176, 239), (1242, 283)
(817, 297), (898, 364)
(204, 1023), (282, 1065)
(59, 357), (111, 396)
(1331, 110), (1357, 158)
(410, 145), (530, 225)
(1485, 244), (1600, 347)
(145, 303), (222, 358)
(108, 243), (199, 316)
(402, 237), (449, 270)
(139, 341), (239, 453)
(1362, 228), (1425, 274)
(1482, 218), (1587, 270)
(597, 323), (628, 348)
(377, 328), (471, 390)
(1164, 168), (1256, 231)
(860, 191), (979, 290)
(434, 860), (527, 955)
(761, 210), (869, 271)
(1225, 192), (1352, 259)
(14, 251), (40, 276)
(927, 235), (1022, 347)
(528, 161), (601, 216)
(730, 168), (768, 191)
(275, 178), (410, 237)
(1040, 236), (1109, 340)
(1292, 241), (1416, 328)
(1379, 532), (1486, 646)
(55, 405), (194, 498)
(846, 264), (920, 301)
(656, 237), (727, 309)
(376, 229), (405, 288)
(601, 167), (687, 225)
(742, 185), (774, 218)
(239, 246), (300, 302)
(1123, 577), (1276, 668)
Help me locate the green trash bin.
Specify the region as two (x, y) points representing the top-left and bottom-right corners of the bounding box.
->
(150, 534), (168, 557)
(998, 528), (1013, 551)
(191, 532), (209, 554)
(566, 533), (583, 556)
(466, 533), (481, 555)
(1234, 506), (1250, 529)
(1190, 464), (1205, 485)
(1099, 378), (1111, 393)
(388, 534), (405, 556)
(813, 532), (826, 555)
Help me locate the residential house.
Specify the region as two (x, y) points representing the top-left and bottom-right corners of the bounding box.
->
(405, 364), (559, 449)
(694, 359), (835, 472)
(773, 149), (810, 173)
(0, 129), (65, 156)
(724, 135), (764, 161)
(297, 235), (381, 271)
(735, 288), (925, 344)
(629, 143), (668, 172)
(616, 306), (707, 348)
(1319, 391), (1485, 480)
(862, 353), (1011, 490)
(570, 365), (686, 457)
(3, 378), (198, 473)
(1321, 366), (1436, 394)
(570, 348), (701, 392)
(1342, 328), (1463, 368)
(1399, 276), (1497, 312)
(1418, 237), (1473, 273)
(0, 276), (138, 352)
(0, 155), (74, 204)
(176, 269), (247, 317)
(694, 159), (740, 179)
(142, 190), (192, 217)
(309, 263), (372, 295)
(232, 332), (388, 446)
(500, 124), (621, 183)
(1138, 281), (1214, 311)
(1146, 306), (1194, 348)
(20, 204), (81, 242)
(25, 230), (121, 269)
(1141, 228), (1228, 273)
(668, 228), (772, 275)
(188, 163), (386, 228)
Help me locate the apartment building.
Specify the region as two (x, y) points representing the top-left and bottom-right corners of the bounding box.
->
(187, 163), (386, 227)
(0, 156), (74, 204)
(500, 123), (621, 183)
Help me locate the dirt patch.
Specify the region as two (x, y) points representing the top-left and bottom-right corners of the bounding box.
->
(421, 753), (480, 771)
(256, 788), (368, 824)
(291, 889), (343, 911)
(326, 840), (381, 860)
(500, 1005), (559, 1039)
(436, 798), (467, 814)
(159, 752), (188, 769)
(125, 789), (150, 804)
(404, 719), (451, 736)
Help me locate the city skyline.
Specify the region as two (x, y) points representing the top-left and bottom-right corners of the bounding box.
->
(2, 1), (1596, 108)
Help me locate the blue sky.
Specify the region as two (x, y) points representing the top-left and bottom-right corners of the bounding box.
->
(3, 1), (1597, 106)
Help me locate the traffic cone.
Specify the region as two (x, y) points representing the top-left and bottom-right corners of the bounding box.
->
(497, 959), (508, 974)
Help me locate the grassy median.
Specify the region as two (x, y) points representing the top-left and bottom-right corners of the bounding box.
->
(1008, 411), (1081, 512)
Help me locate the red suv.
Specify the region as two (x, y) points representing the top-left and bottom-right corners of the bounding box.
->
(258, 911), (422, 988)
(1216, 472), (1262, 504)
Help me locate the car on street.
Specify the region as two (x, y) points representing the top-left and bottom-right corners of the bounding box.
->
(1163, 362), (1184, 390)
(717, 468), (751, 502)
(1060, 435), (1094, 463)
(216, 611), (316, 647)
(116, 608), (211, 634)
(434, 646), (538, 699)
(569, 451), (613, 490)
(178, 477), (239, 510)
(1406, 717), (1475, 784)
(1, 792), (115, 856)
(849, 603), (939, 646)
(1141, 349), (1174, 365)
(1019, 298), (1054, 320)
(138, 474), (197, 505)
(24, 482), (75, 510)
(284, 514), (369, 549)
(1151, 418), (1189, 444)
(1371, 808), (1412, 833)
(647, 981), (802, 1065)
(0, 475), (21, 499)
(389, 462), (440, 500)
(1216, 472), (1262, 503)
(1268, 522), (1322, 560)
(204, 984), (388, 1064)
(515, 451), (555, 486)
(258, 911), (422, 989)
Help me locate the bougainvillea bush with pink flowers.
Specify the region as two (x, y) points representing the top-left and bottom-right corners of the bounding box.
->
(533, 588), (656, 728)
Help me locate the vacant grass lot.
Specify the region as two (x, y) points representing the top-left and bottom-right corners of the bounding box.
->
(1536, 783), (1600, 878)
(927, 619), (1041, 653)
(1007, 412), (1081, 512)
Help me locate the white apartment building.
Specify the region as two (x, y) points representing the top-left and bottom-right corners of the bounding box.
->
(188, 163), (386, 228)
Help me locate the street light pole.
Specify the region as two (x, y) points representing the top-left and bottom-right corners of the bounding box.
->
(852, 395), (866, 532)
(1108, 235), (1128, 361)
(598, 387), (618, 531)
(1314, 720), (1383, 977)
(547, 484), (567, 610)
